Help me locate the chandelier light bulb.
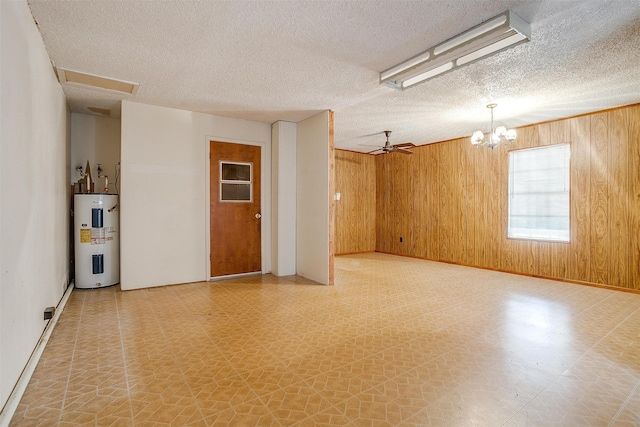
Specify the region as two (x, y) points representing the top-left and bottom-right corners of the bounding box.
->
(471, 130), (484, 145)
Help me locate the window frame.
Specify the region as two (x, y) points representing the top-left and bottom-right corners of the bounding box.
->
(219, 161), (253, 203)
(507, 143), (571, 243)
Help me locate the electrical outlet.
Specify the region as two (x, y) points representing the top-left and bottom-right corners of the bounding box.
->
(400, 237), (403, 242)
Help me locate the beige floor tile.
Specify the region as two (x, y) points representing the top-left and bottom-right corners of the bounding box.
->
(9, 253), (640, 426)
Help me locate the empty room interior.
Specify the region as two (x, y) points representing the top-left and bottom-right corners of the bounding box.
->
(2, 0), (640, 425)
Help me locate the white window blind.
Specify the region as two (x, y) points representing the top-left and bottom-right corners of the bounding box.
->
(508, 144), (570, 242)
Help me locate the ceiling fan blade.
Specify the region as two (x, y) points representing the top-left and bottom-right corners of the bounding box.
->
(394, 142), (415, 148)
(367, 148), (383, 154)
(395, 148), (414, 155)
(358, 143), (384, 147)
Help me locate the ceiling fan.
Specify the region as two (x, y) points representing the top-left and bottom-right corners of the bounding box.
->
(366, 131), (415, 155)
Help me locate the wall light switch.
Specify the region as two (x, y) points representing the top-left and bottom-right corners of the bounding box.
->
(334, 192), (341, 201)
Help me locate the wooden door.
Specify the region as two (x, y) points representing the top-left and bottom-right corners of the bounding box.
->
(210, 141), (261, 277)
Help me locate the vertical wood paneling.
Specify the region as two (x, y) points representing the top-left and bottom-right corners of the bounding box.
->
(500, 144), (517, 274)
(361, 152), (377, 250)
(374, 104), (639, 290)
(570, 116), (592, 282)
(436, 143), (450, 261)
(443, 140), (458, 261)
(335, 150), (376, 254)
(485, 144), (501, 270)
(405, 153), (415, 256)
(425, 145), (439, 260)
(375, 154), (391, 253)
(474, 144), (489, 267)
(335, 151), (347, 253)
(392, 154), (408, 255)
(454, 139), (468, 263)
(413, 148), (428, 259)
(391, 153), (403, 254)
(463, 137), (477, 265)
(389, 153), (399, 254)
(410, 150), (423, 256)
(495, 141), (508, 272)
(608, 109), (630, 287)
(538, 120), (572, 278)
(589, 112), (609, 284)
(629, 105), (640, 289)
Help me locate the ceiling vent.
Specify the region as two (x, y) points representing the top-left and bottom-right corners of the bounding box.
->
(57, 67), (139, 95)
(87, 107), (112, 116)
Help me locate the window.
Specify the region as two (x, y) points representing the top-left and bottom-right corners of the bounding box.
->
(220, 162), (252, 202)
(508, 144), (570, 242)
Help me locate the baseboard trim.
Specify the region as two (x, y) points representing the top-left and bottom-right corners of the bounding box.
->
(0, 282), (75, 427)
(335, 250), (376, 256)
(210, 271), (262, 281)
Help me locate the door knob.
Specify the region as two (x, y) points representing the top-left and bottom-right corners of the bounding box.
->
(255, 213), (262, 219)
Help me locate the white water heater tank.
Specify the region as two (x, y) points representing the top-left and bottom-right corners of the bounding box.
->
(74, 194), (119, 289)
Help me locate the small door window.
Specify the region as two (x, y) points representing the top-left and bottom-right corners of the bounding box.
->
(220, 161), (252, 202)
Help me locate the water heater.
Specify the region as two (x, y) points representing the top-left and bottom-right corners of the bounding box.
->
(74, 194), (119, 289)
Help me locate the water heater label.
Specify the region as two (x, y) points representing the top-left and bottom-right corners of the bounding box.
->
(80, 229), (91, 243)
(105, 226), (116, 241)
(91, 228), (106, 244)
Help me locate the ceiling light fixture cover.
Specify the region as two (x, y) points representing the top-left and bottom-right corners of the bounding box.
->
(57, 67), (139, 95)
(380, 10), (530, 90)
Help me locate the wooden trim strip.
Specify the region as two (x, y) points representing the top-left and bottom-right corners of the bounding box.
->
(404, 102), (640, 150)
(328, 110), (335, 286)
(335, 251), (376, 256)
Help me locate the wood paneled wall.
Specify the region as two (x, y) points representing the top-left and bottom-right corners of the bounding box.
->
(335, 150), (376, 254)
(376, 104), (640, 289)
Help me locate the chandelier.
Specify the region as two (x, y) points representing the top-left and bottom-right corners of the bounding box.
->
(470, 103), (516, 148)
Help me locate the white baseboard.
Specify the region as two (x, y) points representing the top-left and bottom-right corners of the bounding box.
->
(0, 282), (75, 427)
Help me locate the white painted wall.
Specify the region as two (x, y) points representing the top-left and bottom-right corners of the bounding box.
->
(0, 0), (70, 409)
(70, 114), (121, 191)
(296, 111), (331, 285)
(120, 101), (271, 290)
(271, 121), (297, 276)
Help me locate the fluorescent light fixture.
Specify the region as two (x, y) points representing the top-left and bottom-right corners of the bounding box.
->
(402, 62), (453, 88)
(381, 10), (530, 90)
(456, 33), (527, 66)
(57, 67), (139, 95)
(380, 51), (431, 81)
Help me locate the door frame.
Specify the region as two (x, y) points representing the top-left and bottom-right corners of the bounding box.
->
(205, 137), (269, 280)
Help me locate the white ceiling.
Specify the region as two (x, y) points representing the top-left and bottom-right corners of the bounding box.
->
(27, 0), (640, 152)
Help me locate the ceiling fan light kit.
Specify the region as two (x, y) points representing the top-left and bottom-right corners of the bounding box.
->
(380, 10), (530, 90)
(470, 103), (516, 149)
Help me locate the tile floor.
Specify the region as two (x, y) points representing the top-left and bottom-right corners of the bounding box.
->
(9, 253), (640, 426)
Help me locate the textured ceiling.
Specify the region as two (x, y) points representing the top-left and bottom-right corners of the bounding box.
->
(28, 0), (640, 152)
